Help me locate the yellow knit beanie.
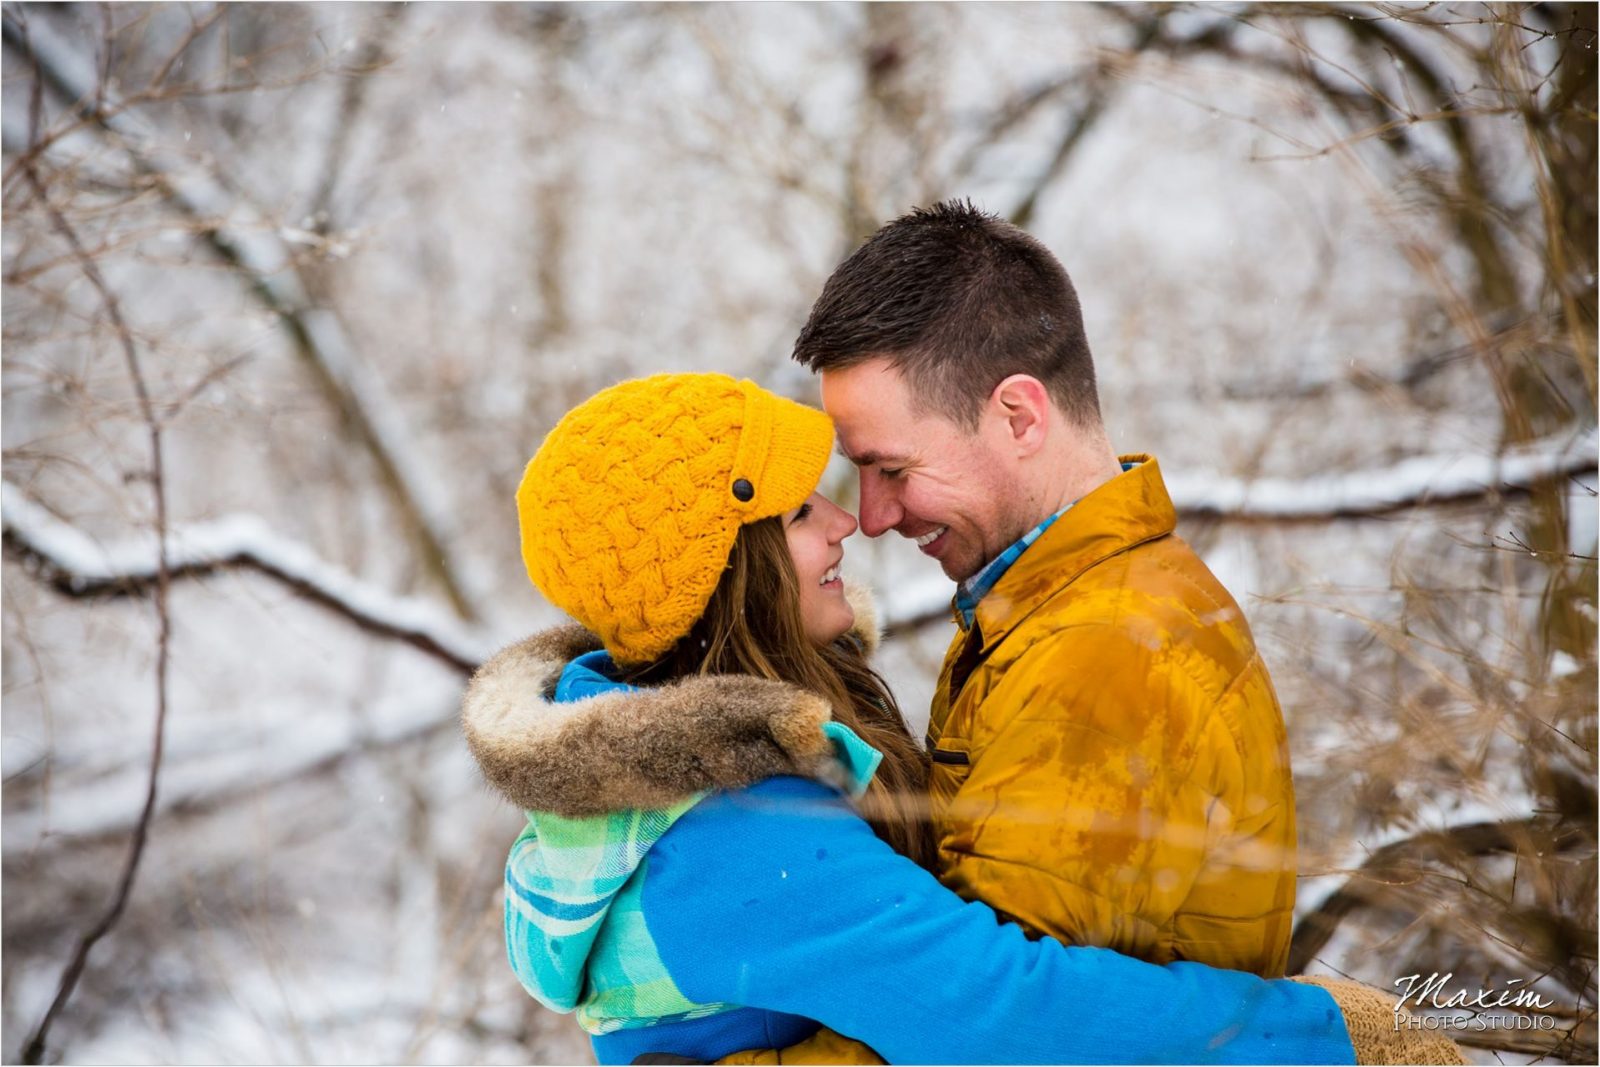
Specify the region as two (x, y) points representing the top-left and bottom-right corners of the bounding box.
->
(517, 373), (835, 665)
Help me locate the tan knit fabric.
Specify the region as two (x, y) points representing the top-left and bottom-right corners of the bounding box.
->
(717, 1028), (882, 1064)
(1291, 975), (1468, 1065)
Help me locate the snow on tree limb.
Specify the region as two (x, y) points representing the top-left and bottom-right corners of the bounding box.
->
(1165, 428), (1597, 521)
(0, 483), (491, 674)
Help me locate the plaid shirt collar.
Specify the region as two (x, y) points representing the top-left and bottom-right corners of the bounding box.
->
(954, 511), (1063, 631)
(954, 462), (1137, 631)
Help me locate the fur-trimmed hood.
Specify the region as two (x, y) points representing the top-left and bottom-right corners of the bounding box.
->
(462, 582), (882, 818)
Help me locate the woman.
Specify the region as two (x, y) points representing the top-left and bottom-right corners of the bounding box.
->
(463, 373), (1453, 1065)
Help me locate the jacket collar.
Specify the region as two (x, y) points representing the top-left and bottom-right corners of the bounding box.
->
(971, 455), (1175, 653)
(461, 582), (883, 818)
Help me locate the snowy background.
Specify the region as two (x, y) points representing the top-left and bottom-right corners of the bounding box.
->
(3, 3), (1595, 1064)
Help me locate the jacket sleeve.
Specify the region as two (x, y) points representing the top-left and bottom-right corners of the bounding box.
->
(640, 777), (1353, 1066)
(934, 624), (1270, 970)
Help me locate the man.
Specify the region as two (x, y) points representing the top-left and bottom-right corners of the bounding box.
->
(792, 199), (1296, 975)
(710, 201), (1461, 1065)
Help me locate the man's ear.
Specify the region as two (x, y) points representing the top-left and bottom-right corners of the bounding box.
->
(988, 375), (1051, 458)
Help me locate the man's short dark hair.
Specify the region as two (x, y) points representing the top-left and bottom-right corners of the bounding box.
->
(792, 199), (1101, 430)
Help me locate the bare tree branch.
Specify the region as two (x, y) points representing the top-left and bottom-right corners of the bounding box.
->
(148, 4), (224, 91)
(949, 72), (1078, 184)
(1204, 312), (1544, 401)
(1289, 815), (1596, 1062)
(1288, 818), (1589, 975)
(14, 19), (172, 1058)
(1010, 15), (1166, 230)
(1, 7), (479, 620)
(1, 484), (490, 676)
(1291, 818), (1596, 1061)
(1451, 1021), (1599, 1061)
(306, 2), (406, 227)
(0, 15), (351, 190)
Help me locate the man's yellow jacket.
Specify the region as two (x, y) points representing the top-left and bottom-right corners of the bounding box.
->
(926, 456), (1296, 975)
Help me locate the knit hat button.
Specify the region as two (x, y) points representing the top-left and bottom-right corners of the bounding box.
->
(732, 478), (754, 502)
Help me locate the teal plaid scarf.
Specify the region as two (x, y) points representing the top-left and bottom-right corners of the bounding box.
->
(503, 656), (884, 1035)
(505, 796), (725, 1033)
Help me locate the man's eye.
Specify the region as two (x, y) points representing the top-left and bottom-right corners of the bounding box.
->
(880, 468), (905, 479)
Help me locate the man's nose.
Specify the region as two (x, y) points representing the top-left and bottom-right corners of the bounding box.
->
(856, 479), (899, 538)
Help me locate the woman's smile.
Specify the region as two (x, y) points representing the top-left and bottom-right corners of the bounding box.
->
(786, 493), (859, 644)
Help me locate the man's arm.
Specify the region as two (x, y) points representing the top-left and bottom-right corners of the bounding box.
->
(638, 776), (1354, 1065)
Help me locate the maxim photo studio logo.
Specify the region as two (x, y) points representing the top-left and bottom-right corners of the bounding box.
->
(1393, 973), (1557, 1032)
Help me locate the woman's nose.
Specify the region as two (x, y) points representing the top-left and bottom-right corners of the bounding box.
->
(832, 506), (859, 542)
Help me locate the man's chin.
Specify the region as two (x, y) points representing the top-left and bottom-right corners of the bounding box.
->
(909, 529), (980, 582)
(937, 553), (981, 583)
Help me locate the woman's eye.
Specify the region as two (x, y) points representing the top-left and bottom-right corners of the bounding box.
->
(791, 502), (813, 523)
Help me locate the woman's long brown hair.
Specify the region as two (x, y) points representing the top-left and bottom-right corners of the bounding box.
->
(624, 516), (936, 869)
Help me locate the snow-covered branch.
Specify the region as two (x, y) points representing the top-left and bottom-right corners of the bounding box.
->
(1, 484), (491, 674)
(1166, 428), (1596, 521)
